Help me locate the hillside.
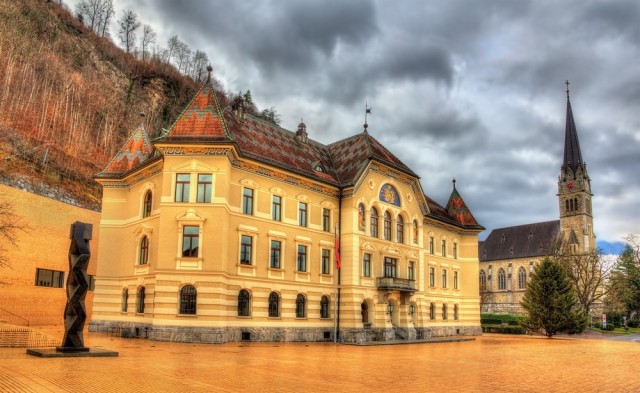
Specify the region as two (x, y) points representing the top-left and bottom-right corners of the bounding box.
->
(0, 0), (204, 210)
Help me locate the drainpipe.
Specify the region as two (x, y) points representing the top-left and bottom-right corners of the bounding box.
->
(336, 189), (343, 342)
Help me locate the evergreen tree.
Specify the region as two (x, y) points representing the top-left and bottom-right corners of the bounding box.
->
(521, 257), (587, 337)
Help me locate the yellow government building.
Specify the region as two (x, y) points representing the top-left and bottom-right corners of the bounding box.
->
(90, 71), (484, 343)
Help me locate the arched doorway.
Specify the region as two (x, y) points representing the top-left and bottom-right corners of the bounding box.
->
(361, 299), (373, 328)
(389, 299), (399, 326)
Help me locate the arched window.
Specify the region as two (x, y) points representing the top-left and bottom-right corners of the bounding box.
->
(429, 303), (436, 320)
(498, 268), (506, 290)
(479, 270), (487, 291)
(454, 304), (459, 320)
(136, 286), (145, 314)
(238, 289), (250, 316)
(412, 220), (418, 244)
(268, 292), (280, 318)
(320, 295), (330, 319)
(121, 288), (128, 312)
(296, 294), (306, 318)
(358, 203), (366, 231)
(396, 215), (404, 243)
(570, 198), (574, 211)
(574, 198), (578, 211)
(442, 304), (448, 320)
(361, 302), (368, 324)
(139, 236), (149, 265)
(370, 207), (379, 238)
(180, 285), (197, 315)
(518, 267), (527, 289)
(143, 190), (152, 218)
(383, 211), (392, 240)
(566, 199), (570, 212)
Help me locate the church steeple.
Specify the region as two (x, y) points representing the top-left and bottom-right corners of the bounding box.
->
(562, 80), (585, 175)
(557, 81), (595, 253)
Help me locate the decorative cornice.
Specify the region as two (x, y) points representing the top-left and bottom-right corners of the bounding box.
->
(97, 160), (163, 188)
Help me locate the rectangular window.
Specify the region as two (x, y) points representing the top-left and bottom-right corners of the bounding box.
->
(408, 262), (415, 281)
(297, 245), (307, 272)
(299, 202), (308, 227)
(242, 188), (254, 215)
(429, 237), (434, 254)
(442, 269), (448, 289)
(454, 271), (459, 289)
(34, 268), (64, 288)
(89, 275), (96, 291)
(441, 240), (447, 257)
(384, 257), (397, 278)
(429, 267), (435, 287)
(363, 253), (371, 277)
(322, 208), (331, 232)
(270, 240), (281, 269)
(182, 226), (199, 257)
(272, 195), (282, 221)
(240, 235), (253, 265)
(321, 249), (331, 274)
(196, 174), (212, 203)
(453, 242), (458, 259)
(175, 173), (190, 202)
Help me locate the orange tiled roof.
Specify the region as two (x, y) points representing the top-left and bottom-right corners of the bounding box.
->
(98, 124), (154, 176)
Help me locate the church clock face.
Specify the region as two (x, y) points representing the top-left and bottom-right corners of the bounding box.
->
(565, 181), (575, 191)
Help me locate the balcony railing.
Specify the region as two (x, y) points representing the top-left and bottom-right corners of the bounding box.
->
(377, 277), (416, 292)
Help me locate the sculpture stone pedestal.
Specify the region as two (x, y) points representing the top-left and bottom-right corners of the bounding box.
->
(27, 222), (118, 358)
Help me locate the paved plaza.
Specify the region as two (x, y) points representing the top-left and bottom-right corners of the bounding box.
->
(1, 327), (638, 392)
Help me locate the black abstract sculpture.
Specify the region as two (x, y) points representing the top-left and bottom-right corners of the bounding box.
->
(57, 221), (92, 352)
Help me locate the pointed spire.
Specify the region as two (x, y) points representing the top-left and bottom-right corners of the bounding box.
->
(562, 80), (584, 174)
(445, 179), (480, 227)
(98, 124), (155, 176)
(363, 102), (372, 133)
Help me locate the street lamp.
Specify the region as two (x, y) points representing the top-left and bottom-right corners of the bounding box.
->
(387, 303), (394, 314)
(409, 305), (415, 314)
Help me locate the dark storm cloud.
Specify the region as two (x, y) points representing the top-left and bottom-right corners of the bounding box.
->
(87, 0), (639, 244)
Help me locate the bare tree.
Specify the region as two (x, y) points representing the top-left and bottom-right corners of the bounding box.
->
(0, 196), (22, 270)
(75, 0), (113, 37)
(117, 10), (141, 54)
(554, 243), (609, 316)
(167, 35), (180, 65)
(141, 24), (157, 61)
(191, 50), (209, 81)
(176, 40), (191, 74)
(97, 0), (114, 38)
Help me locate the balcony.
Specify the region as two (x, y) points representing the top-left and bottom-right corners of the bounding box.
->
(377, 277), (416, 292)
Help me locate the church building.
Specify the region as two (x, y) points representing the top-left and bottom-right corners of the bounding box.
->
(90, 69), (484, 343)
(479, 84), (595, 313)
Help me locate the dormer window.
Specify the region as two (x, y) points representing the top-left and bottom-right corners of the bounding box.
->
(312, 161), (326, 173)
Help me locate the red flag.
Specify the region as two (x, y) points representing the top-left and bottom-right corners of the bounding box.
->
(335, 225), (340, 269)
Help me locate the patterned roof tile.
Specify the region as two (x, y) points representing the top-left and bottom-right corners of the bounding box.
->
(98, 124), (154, 176)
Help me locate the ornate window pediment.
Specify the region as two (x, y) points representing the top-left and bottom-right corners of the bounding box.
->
(133, 224), (153, 243)
(381, 245), (401, 256)
(176, 208), (206, 222)
(361, 241), (377, 252)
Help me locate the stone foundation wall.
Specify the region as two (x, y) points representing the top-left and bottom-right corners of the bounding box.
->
(89, 321), (335, 343)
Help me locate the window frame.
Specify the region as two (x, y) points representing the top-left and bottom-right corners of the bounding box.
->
(383, 211), (392, 241)
(181, 225), (200, 258)
(429, 266), (436, 287)
(196, 173), (212, 203)
(121, 288), (128, 312)
(272, 195), (282, 221)
(270, 240), (282, 269)
(498, 268), (507, 290)
(320, 295), (330, 319)
(454, 271), (459, 290)
(143, 190), (152, 218)
(396, 215), (404, 243)
(442, 303), (448, 320)
(238, 289), (251, 317)
(34, 268), (65, 288)
(298, 202), (308, 227)
(441, 240), (447, 257)
(321, 248), (331, 275)
(518, 266), (527, 289)
(242, 188), (254, 215)
(240, 235), (253, 265)
(479, 270), (487, 291)
(453, 242), (458, 259)
(179, 285), (197, 315)
(442, 269), (448, 289)
(295, 294), (306, 318)
(136, 286), (145, 314)
(384, 257), (397, 278)
(297, 244), (308, 272)
(429, 302), (436, 320)
(429, 236), (434, 254)
(139, 235), (149, 265)
(175, 173), (190, 202)
(268, 292), (280, 318)
(370, 207), (379, 238)
(408, 261), (415, 281)
(322, 208), (331, 232)
(362, 253), (371, 277)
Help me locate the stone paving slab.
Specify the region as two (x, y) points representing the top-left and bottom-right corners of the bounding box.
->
(0, 328), (638, 392)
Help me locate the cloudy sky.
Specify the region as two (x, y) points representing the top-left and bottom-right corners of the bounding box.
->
(68, 0), (639, 251)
